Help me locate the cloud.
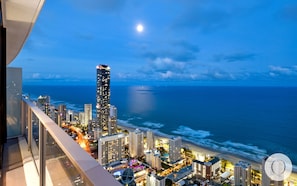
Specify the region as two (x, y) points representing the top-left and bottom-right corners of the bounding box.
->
(172, 40), (200, 53)
(29, 73), (63, 80)
(71, 0), (127, 12)
(204, 69), (236, 80)
(214, 53), (256, 62)
(269, 65), (297, 76)
(172, 6), (230, 32)
(32, 73), (41, 79)
(142, 40), (199, 62)
(138, 57), (198, 80)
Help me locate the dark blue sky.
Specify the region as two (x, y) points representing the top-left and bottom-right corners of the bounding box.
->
(9, 0), (297, 86)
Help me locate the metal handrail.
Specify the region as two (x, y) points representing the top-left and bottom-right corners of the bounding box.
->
(22, 98), (121, 186)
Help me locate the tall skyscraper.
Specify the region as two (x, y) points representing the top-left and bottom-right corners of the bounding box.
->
(129, 129), (144, 158)
(108, 105), (117, 135)
(146, 130), (154, 150)
(96, 65), (111, 132)
(234, 161), (251, 186)
(57, 104), (66, 127)
(169, 137), (182, 163)
(58, 104), (66, 121)
(98, 133), (126, 165)
(84, 104), (92, 126)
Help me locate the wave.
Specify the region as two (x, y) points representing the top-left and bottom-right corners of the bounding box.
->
(171, 125), (268, 163)
(172, 125), (211, 138)
(117, 119), (173, 139)
(142, 121), (164, 129)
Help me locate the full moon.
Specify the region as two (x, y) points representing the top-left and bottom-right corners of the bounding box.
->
(136, 24), (144, 33)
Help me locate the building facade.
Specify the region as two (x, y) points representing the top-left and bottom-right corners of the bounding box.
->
(169, 137), (182, 163)
(98, 133), (126, 165)
(146, 173), (165, 186)
(108, 105), (117, 135)
(192, 157), (221, 180)
(146, 130), (154, 150)
(96, 65), (111, 132)
(129, 129), (144, 158)
(84, 104), (92, 126)
(145, 151), (162, 171)
(234, 161), (251, 186)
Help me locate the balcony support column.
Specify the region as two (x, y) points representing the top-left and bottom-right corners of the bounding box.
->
(39, 121), (46, 186)
(0, 21), (7, 146)
(27, 107), (32, 151)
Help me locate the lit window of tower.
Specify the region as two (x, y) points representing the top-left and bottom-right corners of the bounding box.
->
(96, 65), (111, 132)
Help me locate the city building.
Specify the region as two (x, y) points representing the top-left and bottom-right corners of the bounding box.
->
(169, 137), (182, 163)
(146, 130), (154, 150)
(96, 64), (111, 132)
(261, 157), (284, 186)
(37, 95), (50, 115)
(79, 112), (85, 125)
(66, 110), (74, 122)
(192, 157), (221, 180)
(129, 129), (144, 158)
(84, 104), (92, 126)
(94, 127), (102, 139)
(108, 105), (117, 135)
(234, 161), (251, 186)
(146, 173), (165, 186)
(58, 104), (67, 126)
(98, 133), (126, 165)
(145, 150), (162, 171)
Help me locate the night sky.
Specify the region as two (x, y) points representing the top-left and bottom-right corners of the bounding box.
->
(9, 0), (297, 86)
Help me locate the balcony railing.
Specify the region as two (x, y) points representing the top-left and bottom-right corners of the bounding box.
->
(21, 97), (121, 186)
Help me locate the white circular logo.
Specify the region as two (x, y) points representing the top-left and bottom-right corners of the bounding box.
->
(264, 153), (292, 181)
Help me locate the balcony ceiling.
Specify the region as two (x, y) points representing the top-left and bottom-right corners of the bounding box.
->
(1, 0), (45, 65)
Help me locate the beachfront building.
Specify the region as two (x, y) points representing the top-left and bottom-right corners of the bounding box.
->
(261, 157), (284, 186)
(96, 64), (111, 132)
(146, 173), (166, 186)
(58, 104), (66, 126)
(108, 105), (117, 135)
(169, 137), (182, 163)
(94, 127), (102, 139)
(37, 95), (50, 116)
(84, 104), (92, 126)
(145, 150), (162, 171)
(146, 130), (154, 150)
(192, 157), (221, 180)
(234, 161), (251, 186)
(66, 110), (74, 122)
(98, 133), (126, 165)
(79, 112), (85, 124)
(129, 129), (144, 158)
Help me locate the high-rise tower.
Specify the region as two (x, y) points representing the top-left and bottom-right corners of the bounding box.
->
(96, 65), (111, 132)
(84, 104), (92, 126)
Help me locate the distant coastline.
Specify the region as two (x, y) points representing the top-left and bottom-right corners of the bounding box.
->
(117, 120), (297, 174)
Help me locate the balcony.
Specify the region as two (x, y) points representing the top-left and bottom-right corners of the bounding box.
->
(1, 95), (121, 186)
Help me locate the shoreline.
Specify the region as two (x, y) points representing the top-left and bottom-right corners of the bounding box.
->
(117, 121), (297, 176)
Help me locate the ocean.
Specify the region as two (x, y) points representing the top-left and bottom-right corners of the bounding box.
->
(23, 85), (297, 165)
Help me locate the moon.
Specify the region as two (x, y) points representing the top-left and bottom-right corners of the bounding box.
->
(136, 24), (144, 33)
